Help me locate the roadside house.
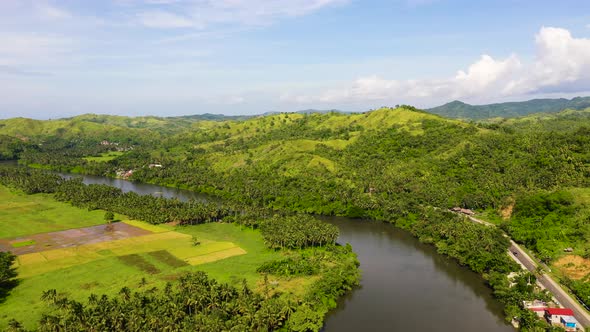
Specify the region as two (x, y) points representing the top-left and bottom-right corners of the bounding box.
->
(560, 315), (578, 331)
(523, 300), (547, 318)
(544, 308), (577, 330)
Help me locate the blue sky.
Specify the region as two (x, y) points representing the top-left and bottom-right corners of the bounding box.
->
(1, 0), (590, 118)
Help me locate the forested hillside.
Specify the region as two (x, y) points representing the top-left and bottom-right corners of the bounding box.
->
(427, 96), (590, 120)
(3, 106), (589, 218)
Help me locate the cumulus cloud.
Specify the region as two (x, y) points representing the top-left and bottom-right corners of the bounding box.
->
(519, 27), (590, 93)
(283, 26), (590, 106)
(135, 0), (347, 29)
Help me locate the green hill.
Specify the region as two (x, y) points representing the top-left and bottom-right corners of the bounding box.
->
(427, 96), (590, 120)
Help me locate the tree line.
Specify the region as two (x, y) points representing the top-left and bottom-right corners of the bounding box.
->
(259, 215), (339, 250)
(0, 252), (17, 304)
(0, 166), (229, 225)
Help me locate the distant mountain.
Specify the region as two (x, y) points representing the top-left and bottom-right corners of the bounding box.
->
(262, 109), (345, 116)
(171, 110), (344, 120)
(171, 113), (253, 121)
(426, 97), (590, 120)
(295, 109), (344, 114)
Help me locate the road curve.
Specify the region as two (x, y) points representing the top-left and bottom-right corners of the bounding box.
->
(465, 214), (590, 328)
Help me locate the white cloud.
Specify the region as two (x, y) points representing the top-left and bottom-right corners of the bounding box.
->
(283, 26), (590, 106)
(534, 27), (590, 86)
(137, 10), (195, 28)
(453, 54), (521, 96)
(135, 0), (347, 29)
(0, 33), (72, 66)
(35, 3), (72, 20)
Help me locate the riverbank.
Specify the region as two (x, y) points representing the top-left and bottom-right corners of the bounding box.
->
(13, 166), (518, 331)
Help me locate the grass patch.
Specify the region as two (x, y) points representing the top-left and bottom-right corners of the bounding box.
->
(185, 247), (247, 265)
(17, 253), (47, 266)
(0, 186), (107, 238)
(172, 223), (283, 286)
(97, 249), (114, 256)
(122, 219), (168, 233)
(82, 151), (124, 162)
(11, 240), (35, 248)
(570, 187), (590, 205)
(553, 255), (590, 280)
(147, 250), (189, 268)
(118, 254), (161, 274)
(475, 209), (506, 225)
(308, 156), (336, 172)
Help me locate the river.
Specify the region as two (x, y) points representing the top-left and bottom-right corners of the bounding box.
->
(41, 169), (515, 331)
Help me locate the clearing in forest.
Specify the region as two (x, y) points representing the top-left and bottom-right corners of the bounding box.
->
(82, 151), (124, 162)
(554, 255), (590, 280)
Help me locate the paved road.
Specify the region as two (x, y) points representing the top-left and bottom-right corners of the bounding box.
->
(464, 214), (590, 328)
(509, 241), (590, 328)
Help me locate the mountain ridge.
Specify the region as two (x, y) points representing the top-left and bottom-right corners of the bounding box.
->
(426, 96), (590, 120)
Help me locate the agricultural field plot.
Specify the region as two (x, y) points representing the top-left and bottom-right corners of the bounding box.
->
(0, 187), (283, 329)
(0, 186), (108, 238)
(14, 227), (246, 278)
(0, 222), (279, 330)
(0, 222), (152, 255)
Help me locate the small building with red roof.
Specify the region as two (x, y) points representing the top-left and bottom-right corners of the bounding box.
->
(523, 300), (548, 318)
(546, 307), (573, 317)
(544, 308), (577, 331)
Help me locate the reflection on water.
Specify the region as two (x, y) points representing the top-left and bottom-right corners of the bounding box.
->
(59, 173), (214, 202)
(321, 217), (513, 332)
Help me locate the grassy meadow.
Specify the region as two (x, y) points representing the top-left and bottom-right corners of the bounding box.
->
(0, 186), (107, 238)
(82, 151), (124, 162)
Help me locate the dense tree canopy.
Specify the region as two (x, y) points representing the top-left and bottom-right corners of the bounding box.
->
(0, 251), (17, 303)
(260, 215), (339, 250)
